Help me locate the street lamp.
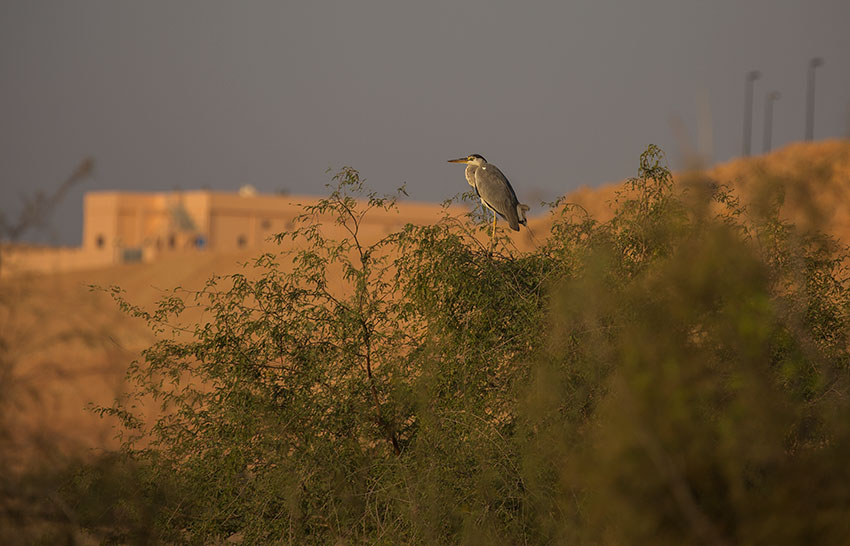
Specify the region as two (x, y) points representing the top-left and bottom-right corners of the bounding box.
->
(805, 57), (824, 141)
(743, 70), (761, 156)
(763, 91), (781, 153)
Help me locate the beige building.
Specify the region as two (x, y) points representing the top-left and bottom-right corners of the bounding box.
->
(82, 189), (303, 261)
(2, 189), (467, 276)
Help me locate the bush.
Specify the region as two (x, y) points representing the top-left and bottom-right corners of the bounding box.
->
(77, 147), (850, 544)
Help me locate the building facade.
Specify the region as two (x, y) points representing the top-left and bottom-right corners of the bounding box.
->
(2, 189), (466, 276)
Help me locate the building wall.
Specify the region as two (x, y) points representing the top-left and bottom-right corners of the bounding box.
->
(0, 245), (115, 277)
(82, 193), (120, 252)
(207, 193), (303, 250)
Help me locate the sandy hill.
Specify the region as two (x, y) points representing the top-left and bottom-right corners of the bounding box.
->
(4, 139), (849, 460)
(558, 139), (850, 239)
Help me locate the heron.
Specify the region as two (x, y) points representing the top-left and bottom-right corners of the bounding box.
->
(448, 154), (529, 239)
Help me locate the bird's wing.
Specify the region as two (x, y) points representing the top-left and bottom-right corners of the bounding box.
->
(474, 165), (521, 230)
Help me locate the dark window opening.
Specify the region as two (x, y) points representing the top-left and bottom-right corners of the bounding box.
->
(122, 248), (143, 263)
(95, 235), (105, 249)
(237, 235), (247, 248)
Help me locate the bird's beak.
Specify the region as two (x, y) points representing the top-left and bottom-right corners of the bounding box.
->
(447, 157), (469, 164)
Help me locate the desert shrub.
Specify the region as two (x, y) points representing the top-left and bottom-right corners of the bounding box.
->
(74, 146), (850, 544)
(521, 148), (850, 545)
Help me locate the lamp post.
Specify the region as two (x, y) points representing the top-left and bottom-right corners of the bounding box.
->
(743, 70), (761, 156)
(805, 57), (823, 141)
(763, 91), (781, 153)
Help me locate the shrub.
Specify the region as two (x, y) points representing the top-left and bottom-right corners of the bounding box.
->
(78, 147), (850, 544)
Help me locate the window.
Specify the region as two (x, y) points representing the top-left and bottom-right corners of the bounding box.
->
(95, 235), (105, 249)
(122, 248), (143, 263)
(237, 235), (247, 248)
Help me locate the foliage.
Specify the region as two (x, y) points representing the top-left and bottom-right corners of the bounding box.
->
(70, 147), (850, 544)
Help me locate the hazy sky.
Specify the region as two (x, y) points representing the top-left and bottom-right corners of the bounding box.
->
(2, 0), (849, 245)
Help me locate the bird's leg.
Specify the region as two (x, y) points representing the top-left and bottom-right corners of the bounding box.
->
(482, 204), (496, 250)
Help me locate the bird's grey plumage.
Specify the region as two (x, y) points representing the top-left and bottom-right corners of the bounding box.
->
(450, 154), (529, 231)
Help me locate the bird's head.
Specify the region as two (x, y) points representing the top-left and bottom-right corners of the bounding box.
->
(448, 154), (487, 166)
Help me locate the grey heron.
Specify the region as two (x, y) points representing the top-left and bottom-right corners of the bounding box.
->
(448, 154), (529, 238)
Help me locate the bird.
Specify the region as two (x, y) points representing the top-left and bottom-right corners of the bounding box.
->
(447, 154), (529, 238)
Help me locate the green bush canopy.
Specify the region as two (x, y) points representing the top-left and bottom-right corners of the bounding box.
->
(68, 146), (850, 544)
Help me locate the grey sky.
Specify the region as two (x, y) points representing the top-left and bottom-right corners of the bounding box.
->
(2, 0), (849, 245)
